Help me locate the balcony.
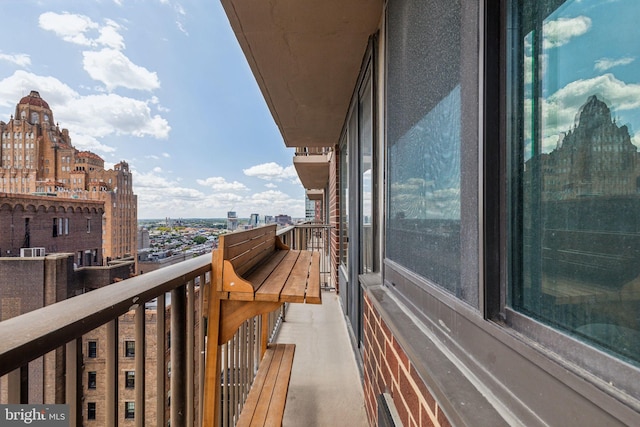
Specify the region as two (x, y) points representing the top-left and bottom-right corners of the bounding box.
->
(293, 147), (332, 191)
(0, 224), (365, 426)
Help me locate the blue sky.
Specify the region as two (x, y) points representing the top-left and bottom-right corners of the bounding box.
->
(523, 0), (640, 156)
(0, 0), (304, 219)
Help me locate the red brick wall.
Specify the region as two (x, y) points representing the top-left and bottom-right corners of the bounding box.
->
(363, 293), (451, 427)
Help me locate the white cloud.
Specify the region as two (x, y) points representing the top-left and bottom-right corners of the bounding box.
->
(264, 183), (277, 188)
(243, 162), (298, 182)
(0, 71), (170, 152)
(594, 57), (635, 72)
(39, 12), (100, 46)
(162, 152), (171, 158)
(96, 19), (126, 50)
(83, 49), (160, 91)
(543, 16), (591, 49)
(196, 176), (249, 192)
(0, 53), (31, 68)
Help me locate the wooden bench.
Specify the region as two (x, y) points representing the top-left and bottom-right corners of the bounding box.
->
(236, 344), (295, 427)
(203, 224), (322, 426)
(215, 224), (322, 304)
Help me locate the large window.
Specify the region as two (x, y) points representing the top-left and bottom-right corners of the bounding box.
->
(386, 0), (477, 305)
(508, 0), (640, 366)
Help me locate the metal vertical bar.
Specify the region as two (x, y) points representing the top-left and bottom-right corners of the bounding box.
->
(197, 275), (205, 427)
(186, 280), (195, 427)
(222, 342), (228, 427)
(106, 318), (118, 427)
(171, 285), (186, 427)
(6, 368), (21, 404)
(65, 339), (81, 427)
(156, 294), (166, 427)
(135, 304), (145, 427)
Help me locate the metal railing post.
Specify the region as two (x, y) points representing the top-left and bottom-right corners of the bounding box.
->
(135, 304), (145, 427)
(171, 285), (186, 427)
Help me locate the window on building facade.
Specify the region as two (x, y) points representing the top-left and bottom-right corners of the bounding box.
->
(87, 340), (97, 358)
(125, 340), (135, 357)
(125, 371), (135, 389)
(124, 402), (135, 419)
(88, 371), (97, 389)
(508, 0), (640, 367)
(386, 0), (478, 305)
(87, 402), (96, 420)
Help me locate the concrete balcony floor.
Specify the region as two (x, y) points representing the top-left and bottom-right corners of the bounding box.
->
(276, 291), (369, 427)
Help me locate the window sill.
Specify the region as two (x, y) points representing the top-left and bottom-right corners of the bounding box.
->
(363, 280), (510, 427)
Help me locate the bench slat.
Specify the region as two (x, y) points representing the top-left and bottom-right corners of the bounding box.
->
(306, 251), (322, 304)
(281, 251), (313, 303)
(254, 251), (301, 302)
(236, 344), (295, 427)
(244, 250), (288, 290)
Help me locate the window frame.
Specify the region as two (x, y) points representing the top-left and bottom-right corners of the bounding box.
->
(124, 401), (135, 419)
(501, 0), (640, 401)
(88, 371), (97, 389)
(124, 340), (135, 358)
(87, 402), (96, 420)
(125, 371), (135, 389)
(87, 340), (97, 358)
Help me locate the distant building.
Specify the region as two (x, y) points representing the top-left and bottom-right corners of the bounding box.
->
(138, 227), (150, 250)
(0, 91), (137, 265)
(227, 211), (238, 231)
(305, 196), (315, 221)
(249, 213), (259, 227)
(0, 193), (103, 266)
(264, 215), (274, 224)
(275, 214), (292, 227)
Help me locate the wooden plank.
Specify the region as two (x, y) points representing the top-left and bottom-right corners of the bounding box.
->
(305, 251), (322, 304)
(250, 344), (293, 427)
(231, 237), (276, 276)
(227, 235), (274, 260)
(281, 251), (312, 303)
(264, 344), (295, 426)
(245, 250), (288, 291)
(236, 345), (277, 427)
(254, 251), (300, 302)
(222, 224), (276, 247)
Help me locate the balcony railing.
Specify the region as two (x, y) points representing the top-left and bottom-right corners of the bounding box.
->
(0, 224), (330, 426)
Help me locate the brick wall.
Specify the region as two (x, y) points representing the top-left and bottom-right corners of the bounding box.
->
(363, 293), (451, 427)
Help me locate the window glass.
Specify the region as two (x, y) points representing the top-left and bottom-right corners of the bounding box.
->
(87, 402), (96, 420)
(386, 0), (467, 302)
(509, 0), (640, 365)
(88, 371), (97, 389)
(125, 340), (135, 357)
(87, 340), (97, 358)
(360, 75), (374, 273)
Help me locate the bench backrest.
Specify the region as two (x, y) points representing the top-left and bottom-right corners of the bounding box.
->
(218, 224), (287, 277)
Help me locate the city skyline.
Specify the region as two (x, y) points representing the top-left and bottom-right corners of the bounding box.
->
(0, 1), (305, 219)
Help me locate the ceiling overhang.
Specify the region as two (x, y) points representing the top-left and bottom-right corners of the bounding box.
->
(306, 189), (324, 201)
(220, 0), (383, 148)
(293, 154), (330, 190)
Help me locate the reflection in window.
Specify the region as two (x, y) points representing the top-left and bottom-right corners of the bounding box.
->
(509, 0), (640, 365)
(386, 0), (464, 301)
(360, 76), (374, 273)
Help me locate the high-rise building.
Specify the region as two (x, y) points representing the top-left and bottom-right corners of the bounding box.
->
(0, 91), (137, 265)
(227, 211), (238, 231)
(249, 213), (259, 227)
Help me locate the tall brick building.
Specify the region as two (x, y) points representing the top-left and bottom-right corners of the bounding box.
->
(0, 91), (137, 264)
